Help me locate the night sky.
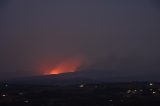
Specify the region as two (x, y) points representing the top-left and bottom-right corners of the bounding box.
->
(0, 0), (160, 79)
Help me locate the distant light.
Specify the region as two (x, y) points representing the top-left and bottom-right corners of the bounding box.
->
(2, 94), (6, 97)
(150, 89), (153, 91)
(24, 100), (29, 103)
(108, 99), (113, 102)
(80, 84), (84, 88)
(5, 84), (8, 87)
(149, 83), (153, 86)
(127, 90), (132, 93)
(18, 92), (24, 95)
(140, 89), (143, 92)
(133, 90), (137, 94)
(152, 91), (156, 94)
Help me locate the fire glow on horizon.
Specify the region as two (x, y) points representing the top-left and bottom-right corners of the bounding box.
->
(45, 57), (84, 75)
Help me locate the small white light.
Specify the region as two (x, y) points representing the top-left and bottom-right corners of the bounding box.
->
(2, 94), (6, 97)
(149, 83), (153, 86)
(140, 89), (143, 92)
(24, 100), (29, 103)
(80, 84), (84, 88)
(108, 99), (113, 102)
(150, 89), (153, 91)
(18, 92), (24, 95)
(127, 90), (132, 93)
(132, 90), (137, 94)
(152, 91), (156, 94)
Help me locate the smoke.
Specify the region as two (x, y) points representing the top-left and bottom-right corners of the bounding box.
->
(0, 0), (160, 78)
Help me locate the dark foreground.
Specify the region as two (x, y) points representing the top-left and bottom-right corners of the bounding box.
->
(1, 82), (160, 106)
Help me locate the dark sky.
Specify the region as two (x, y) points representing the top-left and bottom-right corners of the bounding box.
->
(0, 0), (160, 79)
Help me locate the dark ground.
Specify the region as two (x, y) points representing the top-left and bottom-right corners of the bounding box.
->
(0, 82), (160, 106)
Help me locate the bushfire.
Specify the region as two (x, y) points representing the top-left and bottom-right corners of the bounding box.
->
(45, 57), (84, 75)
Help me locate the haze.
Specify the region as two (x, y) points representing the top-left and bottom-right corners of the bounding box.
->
(0, 0), (160, 79)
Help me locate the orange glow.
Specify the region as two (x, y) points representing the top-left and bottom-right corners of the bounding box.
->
(45, 57), (83, 75)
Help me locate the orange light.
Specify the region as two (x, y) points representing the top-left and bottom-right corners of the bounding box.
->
(45, 57), (83, 75)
